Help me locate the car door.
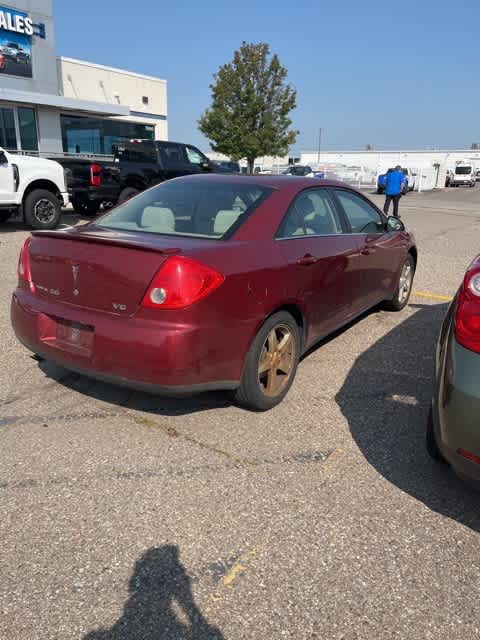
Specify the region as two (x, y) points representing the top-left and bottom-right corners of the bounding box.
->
(277, 187), (363, 345)
(331, 188), (407, 311)
(185, 145), (212, 174)
(157, 143), (194, 180)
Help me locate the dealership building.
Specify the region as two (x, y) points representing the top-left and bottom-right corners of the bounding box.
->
(0, 0), (168, 157)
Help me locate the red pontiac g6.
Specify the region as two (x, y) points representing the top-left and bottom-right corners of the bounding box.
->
(11, 175), (417, 411)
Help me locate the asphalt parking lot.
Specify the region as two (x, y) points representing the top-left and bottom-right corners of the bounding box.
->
(2, 187), (480, 640)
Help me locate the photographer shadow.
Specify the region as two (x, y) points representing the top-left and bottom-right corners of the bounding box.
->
(84, 546), (223, 640)
(335, 302), (480, 532)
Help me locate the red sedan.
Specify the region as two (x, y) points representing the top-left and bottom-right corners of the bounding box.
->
(12, 175), (416, 411)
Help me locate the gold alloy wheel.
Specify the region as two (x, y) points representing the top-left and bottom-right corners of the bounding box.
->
(257, 323), (296, 397)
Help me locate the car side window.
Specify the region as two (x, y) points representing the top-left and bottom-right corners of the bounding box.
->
(277, 189), (343, 238)
(159, 143), (187, 165)
(186, 146), (206, 165)
(334, 190), (384, 234)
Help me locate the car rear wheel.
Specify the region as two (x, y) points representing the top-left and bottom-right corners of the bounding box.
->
(232, 311), (300, 411)
(118, 187), (140, 204)
(24, 189), (62, 230)
(383, 254), (415, 311)
(426, 405), (446, 462)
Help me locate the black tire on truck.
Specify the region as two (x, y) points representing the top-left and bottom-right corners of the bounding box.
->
(117, 187), (140, 205)
(0, 211), (11, 223)
(71, 198), (100, 217)
(24, 189), (62, 230)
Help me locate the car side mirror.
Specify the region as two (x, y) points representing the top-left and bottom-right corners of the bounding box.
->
(200, 160), (211, 170)
(0, 150), (8, 165)
(386, 216), (405, 232)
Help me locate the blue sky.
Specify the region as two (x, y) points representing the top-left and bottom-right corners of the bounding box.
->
(53, 0), (479, 153)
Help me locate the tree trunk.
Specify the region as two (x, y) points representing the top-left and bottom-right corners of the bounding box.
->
(247, 158), (255, 175)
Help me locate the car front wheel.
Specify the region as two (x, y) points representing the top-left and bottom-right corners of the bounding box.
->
(383, 254), (415, 311)
(232, 311), (300, 411)
(24, 189), (62, 230)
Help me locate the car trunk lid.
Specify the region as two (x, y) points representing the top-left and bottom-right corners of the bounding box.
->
(28, 226), (183, 316)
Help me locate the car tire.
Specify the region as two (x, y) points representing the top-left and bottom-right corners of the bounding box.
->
(426, 405), (446, 462)
(71, 198), (100, 217)
(231, 311), (301, 411)
(118, 187), (140, 204)
(383, 253), (415, 311)
(24, 189), (62, 230)
(0, 211), (11, 223)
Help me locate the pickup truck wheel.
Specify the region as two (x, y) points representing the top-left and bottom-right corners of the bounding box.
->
(118, 187), (140, 204)
(71, 198), (99, 217)
(0, 211), (11, 223)
(24, 189), (61, 230)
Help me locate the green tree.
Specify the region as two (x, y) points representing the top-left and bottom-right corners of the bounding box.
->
(199, 42), (298, 174)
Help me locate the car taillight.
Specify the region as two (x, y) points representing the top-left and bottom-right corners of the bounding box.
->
(18, 237), (35, 293)
(141, 256), (224, 310)
(455, 265), (480, 353)
(90, 163), (102, 187)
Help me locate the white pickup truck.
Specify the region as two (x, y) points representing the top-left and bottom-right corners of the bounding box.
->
(0, 147), (68, 229)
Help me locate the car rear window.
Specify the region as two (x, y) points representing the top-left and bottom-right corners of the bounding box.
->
(96, 180), (273, 239)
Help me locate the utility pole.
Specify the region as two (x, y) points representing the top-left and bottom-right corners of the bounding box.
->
(317, 127), (322, 165)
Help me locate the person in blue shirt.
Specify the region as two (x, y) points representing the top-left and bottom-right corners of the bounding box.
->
(383, 165), (406, 218)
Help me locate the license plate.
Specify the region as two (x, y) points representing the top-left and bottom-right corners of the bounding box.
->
(56, 320), (94, 352)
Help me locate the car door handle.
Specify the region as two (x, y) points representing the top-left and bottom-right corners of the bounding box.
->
(296, 254), (318, 266)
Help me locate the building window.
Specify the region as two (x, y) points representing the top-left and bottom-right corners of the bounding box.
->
(142, 96), (149, 105)
(60, 115), (155, 155)
(18, 108), (38, 151)
(0, 108), (17, 150)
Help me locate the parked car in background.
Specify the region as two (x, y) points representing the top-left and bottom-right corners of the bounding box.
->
(338, 165), (376, 185)
(402, 167), (417, 191)
(427, 255), (480, 486)
(0, 41), (28, 63)
(0, 53), (5, 71)
(210, 160), (241, 173)
(475, 169), (480, 182)
(377, 168), (411, 194)
(450, 164), (476, 187)
(55, 140), (218, 216)
(12, 175), (416, 411)
(0, 146), (68, 229)
(282, 165), (314, 177)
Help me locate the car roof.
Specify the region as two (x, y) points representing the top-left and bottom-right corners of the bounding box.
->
(173, 173), (354, 192)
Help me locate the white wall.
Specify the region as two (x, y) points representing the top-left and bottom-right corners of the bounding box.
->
(59, 57), (168, 140)
(300, 149), (480, 174)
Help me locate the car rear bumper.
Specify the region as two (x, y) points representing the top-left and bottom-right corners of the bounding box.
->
(434, 330), (480, 485)
(69, 186), (119, 204)
(11, 290), (242, 395)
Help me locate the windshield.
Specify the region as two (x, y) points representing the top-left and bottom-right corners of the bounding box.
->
(455, 166), (472, 175)
(96, 180), (273, 239)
